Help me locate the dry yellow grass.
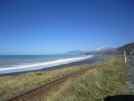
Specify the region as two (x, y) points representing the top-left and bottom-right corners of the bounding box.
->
(48, 56), (128, 101)
(0, 65), (88, 101)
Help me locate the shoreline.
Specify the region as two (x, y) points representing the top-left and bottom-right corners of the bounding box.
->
(0, 55), (93, 75)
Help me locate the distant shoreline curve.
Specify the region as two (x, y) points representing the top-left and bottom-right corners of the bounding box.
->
(0, 55), (93, 75)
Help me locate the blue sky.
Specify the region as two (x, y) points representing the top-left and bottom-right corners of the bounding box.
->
(0, 0), (134, 54)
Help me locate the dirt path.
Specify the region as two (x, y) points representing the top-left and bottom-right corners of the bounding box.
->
(8, 67), (90, 101)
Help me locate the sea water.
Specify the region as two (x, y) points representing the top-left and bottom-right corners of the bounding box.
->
(0, 55), (83, 68)
(0, 55), (93, 74)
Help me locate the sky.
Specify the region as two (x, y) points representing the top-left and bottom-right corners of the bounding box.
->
(0, 0), (134, 54)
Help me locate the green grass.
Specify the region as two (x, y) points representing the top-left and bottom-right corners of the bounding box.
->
(0, 56), (128, 101)
(49, 56), (128, 101)
(0, 65), (87, 101)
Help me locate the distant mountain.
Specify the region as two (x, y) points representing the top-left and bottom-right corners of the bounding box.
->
(84, 48), (117, 56)
(65, 42), (134, 56)
(118, 42), (134, 55)
(88, 42), (134, 56)
(65, 50), (86, 56)
(66, 48), (118, 56)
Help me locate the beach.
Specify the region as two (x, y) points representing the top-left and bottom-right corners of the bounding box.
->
(0, 55), (93, 75)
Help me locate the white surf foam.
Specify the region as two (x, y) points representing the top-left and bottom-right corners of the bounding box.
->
(0, 55), (93, 75)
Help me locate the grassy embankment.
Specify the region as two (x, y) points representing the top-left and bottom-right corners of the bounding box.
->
(48, 56), (128, 101)
(0, 56), (128, 101)
(0, 64), (90, 101)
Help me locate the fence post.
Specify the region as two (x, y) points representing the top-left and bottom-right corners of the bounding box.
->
(124, 50), (127, 64)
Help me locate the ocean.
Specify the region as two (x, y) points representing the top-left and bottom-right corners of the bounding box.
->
(0, 55), (83, 68)
(0, 55), (93, 74)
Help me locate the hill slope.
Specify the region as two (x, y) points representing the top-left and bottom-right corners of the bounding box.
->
(48, 56), (127, 101)
(118, 42), (134, 55)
